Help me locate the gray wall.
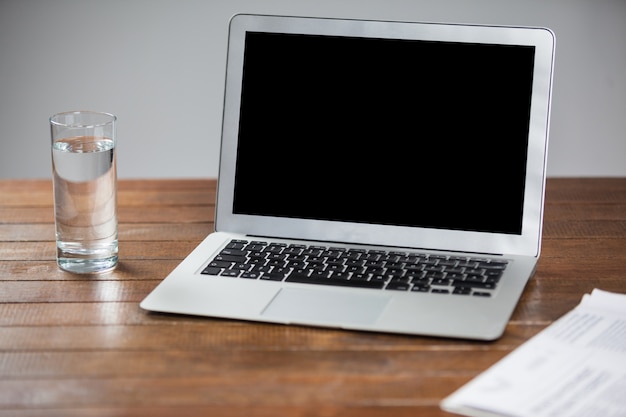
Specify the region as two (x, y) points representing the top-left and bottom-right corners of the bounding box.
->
(1, 0), (625, 179)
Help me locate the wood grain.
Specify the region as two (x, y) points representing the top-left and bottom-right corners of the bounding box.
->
(0, 178), (624, 417)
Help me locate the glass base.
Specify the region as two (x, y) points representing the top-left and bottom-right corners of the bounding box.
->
(57, 256), (118, 274)
(57, 241), (118, 274)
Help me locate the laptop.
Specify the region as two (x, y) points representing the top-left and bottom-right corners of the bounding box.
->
(140, 14), (555, 340)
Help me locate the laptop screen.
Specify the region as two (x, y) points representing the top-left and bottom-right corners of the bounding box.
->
(232, 31), (535, 235)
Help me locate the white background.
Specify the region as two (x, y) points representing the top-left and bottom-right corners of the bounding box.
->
(1, 0), (624, 179)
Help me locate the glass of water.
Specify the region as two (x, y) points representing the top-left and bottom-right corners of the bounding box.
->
(50, 111), (118, 273)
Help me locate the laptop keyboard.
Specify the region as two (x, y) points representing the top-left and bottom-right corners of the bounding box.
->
(201, 239), (508, 297)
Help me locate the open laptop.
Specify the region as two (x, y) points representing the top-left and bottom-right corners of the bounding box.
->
(140, 14), (555, 340)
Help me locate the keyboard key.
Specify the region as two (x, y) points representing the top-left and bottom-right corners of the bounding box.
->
(285, 274), (385, 289)
(231, 263), (250, 271)
(386, 281), (410, 291)
(479, 261), (508, 269)
(453, 287), (472, 295)
(245, 244), (267, 252)
(451, 279), (496, 289)
(260, 273), (285, 281)
(215, 254), (247, 263)
(208, 260), (231, 269)
(310, 271), (330, 279)
(351, 273), (369, 281)
(219, 249), (247, 257)
(330, 272), (350, 280)
(464, 274), (486, 283)
(225, 240), (248, 250)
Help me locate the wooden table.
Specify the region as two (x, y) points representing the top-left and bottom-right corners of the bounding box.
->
(1, 178), (624, 417)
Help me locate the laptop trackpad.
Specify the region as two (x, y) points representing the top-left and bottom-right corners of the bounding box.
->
(261, 287), (391, 326)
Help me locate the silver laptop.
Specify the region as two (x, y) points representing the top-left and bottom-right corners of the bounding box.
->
(140, 14), (555, 340)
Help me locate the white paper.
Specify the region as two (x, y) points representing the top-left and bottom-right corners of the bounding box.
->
(441, 289), (626, 417)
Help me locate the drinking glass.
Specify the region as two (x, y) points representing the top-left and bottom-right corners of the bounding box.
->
(50, 111), (118, 273)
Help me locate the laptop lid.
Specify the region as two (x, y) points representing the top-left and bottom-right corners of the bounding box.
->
(216, 14), (554, 257)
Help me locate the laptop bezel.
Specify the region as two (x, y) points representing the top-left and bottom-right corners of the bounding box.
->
(215, 14), (555, 257)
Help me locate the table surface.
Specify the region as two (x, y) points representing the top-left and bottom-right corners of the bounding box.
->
(1, 178), (624, 417)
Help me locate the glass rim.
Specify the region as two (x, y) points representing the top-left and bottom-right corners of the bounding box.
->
(50, 110), (117, 128)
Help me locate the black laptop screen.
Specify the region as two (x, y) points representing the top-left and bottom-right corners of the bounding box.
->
(232, 31), (535, 235)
